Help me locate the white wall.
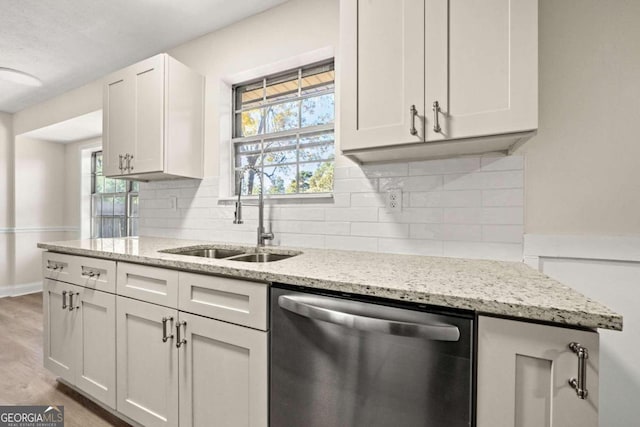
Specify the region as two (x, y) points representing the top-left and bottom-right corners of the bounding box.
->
(11, 136), (68, 291)
(522, 0), (640, 235)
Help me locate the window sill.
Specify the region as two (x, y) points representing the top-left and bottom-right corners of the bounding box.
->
(217, 193), (334, 206)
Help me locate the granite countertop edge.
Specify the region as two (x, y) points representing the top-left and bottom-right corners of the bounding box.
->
(37, 238), (623, 331)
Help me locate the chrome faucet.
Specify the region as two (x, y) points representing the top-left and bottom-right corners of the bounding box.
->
(234, 166), (274, 247)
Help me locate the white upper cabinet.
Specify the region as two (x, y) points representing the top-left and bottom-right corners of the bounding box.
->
(340, 0), (538, 162)
(103, 53), (204, 180)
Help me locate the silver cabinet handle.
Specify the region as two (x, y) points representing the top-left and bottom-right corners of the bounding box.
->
(432, 101), (442, 133)
(409, 105), (418, 136)
(62, 291), (67, 309)
(125, 154), (134, 172)
(278, 295), (460, 341)
(119, 154), (124, 172)
(68, 292), (79, 311)
(568, 342), (589, 399)
(162, 316), (174, 342)
(176, 321), (187, 348)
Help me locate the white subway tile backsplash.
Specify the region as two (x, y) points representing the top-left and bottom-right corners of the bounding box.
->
(379, 175), (443, 192)
(277, 233), (326, 249)
(273, 207), (325, 221)
(481, 207), (523, 225)
(443, 171), (523, 190)
(139, 154), (525, 260)
(442, 241), (522, 261)
(325, 235), (378, 252)
(441, 224), (483, 242)
(351, 222), (410, 238)
(480, 154), (524, 171)
(272, 221), (350, 236)
(378, 208), (443, 224)
(443, 208), (482, 224)
(351, 192), (386, 207)
(482, 189), (524, 207)
(378, 239), (443, 256)
(409, 157), (480, 176)
(482, 225), (524, 243)
(410, 191), (482, 208)
(326, 207), (377, 222)
(409, 224), (442, 240)
(361, 163), (409, 178)
(333, 177), (378, 193)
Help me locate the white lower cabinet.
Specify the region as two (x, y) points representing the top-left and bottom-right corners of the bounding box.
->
(477, 316), (599, 427)
(178, 311), (268, 427)
(43, 278), (117, 408)
(116, 296), (268, 427)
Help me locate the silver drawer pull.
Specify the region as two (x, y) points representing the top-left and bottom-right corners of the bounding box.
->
(176, 321), (187, 348)
(162, 316), (174, 342)
(62, 291), (67, 309)
(568, 342), (589, 399)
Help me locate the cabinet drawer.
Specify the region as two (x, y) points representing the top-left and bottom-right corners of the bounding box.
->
(43, 252), (76, 284)
(178, 272), (268, 331)
(43, 252), (117, 293)
(117, 263), (178, 308)
(75, 256), (116, 293)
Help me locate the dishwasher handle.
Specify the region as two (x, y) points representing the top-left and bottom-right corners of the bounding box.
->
(278, 295), (460, 342)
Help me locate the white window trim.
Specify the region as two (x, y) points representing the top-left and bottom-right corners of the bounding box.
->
(218, 47), (336, 199)
(231, 59), (335, 197)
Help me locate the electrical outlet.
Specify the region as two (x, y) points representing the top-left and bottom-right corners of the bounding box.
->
(387, 189), (402, 212)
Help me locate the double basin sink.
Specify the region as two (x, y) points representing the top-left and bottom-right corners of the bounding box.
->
(160, 245), (300, 263)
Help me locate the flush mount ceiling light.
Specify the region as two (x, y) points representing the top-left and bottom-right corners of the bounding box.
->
(0, 67), (42, 87)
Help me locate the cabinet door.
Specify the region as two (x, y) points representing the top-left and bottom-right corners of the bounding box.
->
(178, 312), (268, 427)
(477, 316), (599, 427)
(104, 69), (133, 177)
(129, 54), (165, 175)
(117, 297), (178, 427)
(75, 288), (116, 409)
(43, 279), (79, 383)
(426, 0), (537, 141)
(340, 0), (425, 151)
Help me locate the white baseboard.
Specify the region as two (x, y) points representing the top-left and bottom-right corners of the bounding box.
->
(0, 281), (43, 298)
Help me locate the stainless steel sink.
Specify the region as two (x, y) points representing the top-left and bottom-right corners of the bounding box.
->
(161, 247), (245, 259)
(227, 253), (295, 263)
(161, 245), (300, 262)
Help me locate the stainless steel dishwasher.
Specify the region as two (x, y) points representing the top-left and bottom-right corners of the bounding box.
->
(270, 285), (474, 427)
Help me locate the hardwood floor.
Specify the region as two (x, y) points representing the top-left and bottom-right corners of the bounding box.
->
(0, 292), (130, 427)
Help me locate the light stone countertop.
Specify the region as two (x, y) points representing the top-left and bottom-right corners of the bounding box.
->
(37, 236), (622, 331)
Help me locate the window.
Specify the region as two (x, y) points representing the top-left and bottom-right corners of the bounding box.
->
(91, 151), (139, 238)
(232, 60), (335, 195)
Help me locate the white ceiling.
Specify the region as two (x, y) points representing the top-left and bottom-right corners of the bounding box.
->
(0, 0), (288, 114)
